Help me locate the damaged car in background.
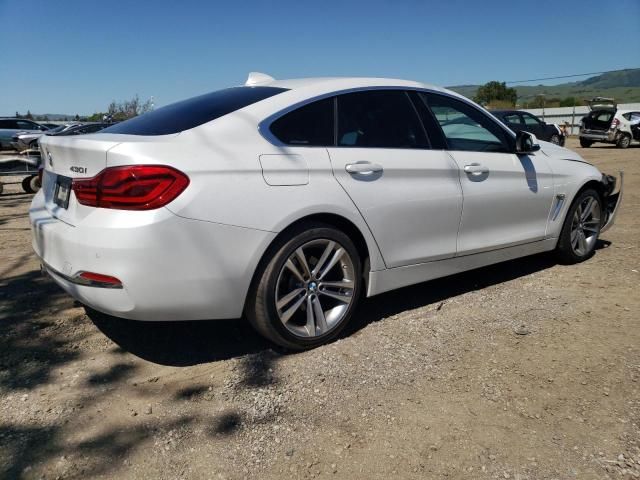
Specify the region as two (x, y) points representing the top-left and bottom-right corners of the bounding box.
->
(579, 97), (640, 148)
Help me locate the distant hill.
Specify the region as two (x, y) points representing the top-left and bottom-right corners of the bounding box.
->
(448, 68), (640, 105)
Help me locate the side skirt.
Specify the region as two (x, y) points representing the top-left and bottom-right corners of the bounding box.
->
(367, 238), (557, 297)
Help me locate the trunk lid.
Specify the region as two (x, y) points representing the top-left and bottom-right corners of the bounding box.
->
(39, 134), (124, 226)
(588, 97), (616, 111)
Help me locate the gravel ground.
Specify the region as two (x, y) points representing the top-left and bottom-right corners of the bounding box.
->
(1, 138), (639, 480)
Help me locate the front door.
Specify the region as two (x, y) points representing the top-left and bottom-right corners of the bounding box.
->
(421, 92), (555, 255)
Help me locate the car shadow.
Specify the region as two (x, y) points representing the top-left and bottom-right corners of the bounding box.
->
(88, 244), (610, 367)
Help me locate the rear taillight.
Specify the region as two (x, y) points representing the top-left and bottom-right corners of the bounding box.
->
(611, 118), (620, 129)
(72, 165), (189, 210)
(74, 271), (123, 288)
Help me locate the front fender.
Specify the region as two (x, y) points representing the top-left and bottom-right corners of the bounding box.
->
(600, 171), (623, 233)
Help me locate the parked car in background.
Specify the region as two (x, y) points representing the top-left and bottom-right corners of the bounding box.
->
(32, 74), (622, 350)
(11, 123), (82, 151)
(42, 123), (61, 129)
(0, 118), (47, 150)
(491, 110), (565, 145)
(12, 123), (112, 151)
(579, 98), (639, 149)
(48, 122), (111, 137)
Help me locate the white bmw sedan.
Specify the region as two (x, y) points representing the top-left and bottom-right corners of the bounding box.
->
(30, 74), (623, 349)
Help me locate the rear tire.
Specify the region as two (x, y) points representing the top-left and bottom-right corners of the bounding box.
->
(22, 176), (34, 193)
(556, 188), (602, 264)
(29, 175), (41, 193)
(246, 222), (362, 350)
(579, 138), (593, 148)
(616, 134), (630, 149)
(21, 175), (40, 194)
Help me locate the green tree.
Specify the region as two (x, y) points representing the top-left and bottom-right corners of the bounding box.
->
(559, 97), (580, 107)
(474, 81), (517, 107)
(25, 110), (34, 120)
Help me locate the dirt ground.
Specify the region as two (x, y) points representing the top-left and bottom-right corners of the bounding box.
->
(1, 138), (639, 480)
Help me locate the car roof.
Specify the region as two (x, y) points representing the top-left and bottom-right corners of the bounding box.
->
(252, 75), (456, 98)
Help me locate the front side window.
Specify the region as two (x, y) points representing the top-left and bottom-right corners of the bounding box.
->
(503, 113), (523, 125)
(101, 86), (288, 136)
(421, 93), (511, 153)
(522, 113), (542, 126)
(337, 90), (428, 148)
(269, 97), (334, 146)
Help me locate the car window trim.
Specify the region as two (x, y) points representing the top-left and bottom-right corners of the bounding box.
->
(258, 86), (516, 149)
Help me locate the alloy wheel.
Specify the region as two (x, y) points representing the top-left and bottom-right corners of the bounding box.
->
(274, 239), (356, 338)
(570, 195), (601, 256)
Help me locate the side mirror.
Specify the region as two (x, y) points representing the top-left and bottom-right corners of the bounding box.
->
(515, 130), (540, 153)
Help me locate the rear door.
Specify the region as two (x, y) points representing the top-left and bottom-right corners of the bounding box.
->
(421, 92), (555, 255)
(327, 90), (462, 268)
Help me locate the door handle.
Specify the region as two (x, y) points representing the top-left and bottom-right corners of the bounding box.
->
(463, 163), (489, 175)
(345, 162), (384, 175)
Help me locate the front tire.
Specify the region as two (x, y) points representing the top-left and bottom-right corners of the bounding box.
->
(556, 189), (602, 264)
(550, 134), (561, 145)
(579, 138), (593, 148)
(246, 223), (362, 350)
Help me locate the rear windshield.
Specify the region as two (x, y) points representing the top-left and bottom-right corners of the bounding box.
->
(100, 86), (288, 136)
(588, 110), (614, 122)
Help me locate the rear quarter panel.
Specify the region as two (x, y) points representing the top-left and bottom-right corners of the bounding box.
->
(105, 117), (386, 271)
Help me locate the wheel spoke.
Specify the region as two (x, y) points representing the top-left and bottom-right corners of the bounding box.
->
(577, 230), (587, 253)
(318, 280), (354, 290)
(280, 294), (306, 323)
(311, 241), (336, 278)
(318, 288), (353, 303)
(304, 295), (316, 336)
(311, 296), (328, 333)
(581, 198), (594, 221)
(570, 228), (579, 247)
(317, 247), (345, 280)
(284, 259), (305, 283)
(276, 287), (305, 310)
(295, 248), (312, 280)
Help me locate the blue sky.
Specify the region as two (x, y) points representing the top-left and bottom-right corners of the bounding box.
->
(1, 0), (638, 115)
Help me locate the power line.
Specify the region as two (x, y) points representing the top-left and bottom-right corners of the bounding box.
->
(505, 67), (638, 85)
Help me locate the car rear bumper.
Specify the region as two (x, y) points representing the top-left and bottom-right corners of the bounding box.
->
(580, 130), (616, 142)
(30, 191), (276, 320)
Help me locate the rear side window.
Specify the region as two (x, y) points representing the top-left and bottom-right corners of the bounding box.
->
(270, 97), (334, 146)
(337, 90), (428, 148)
(589, 110), (614, 123)
(0, 120), (19, 129)
(101, 86), (288, 136)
